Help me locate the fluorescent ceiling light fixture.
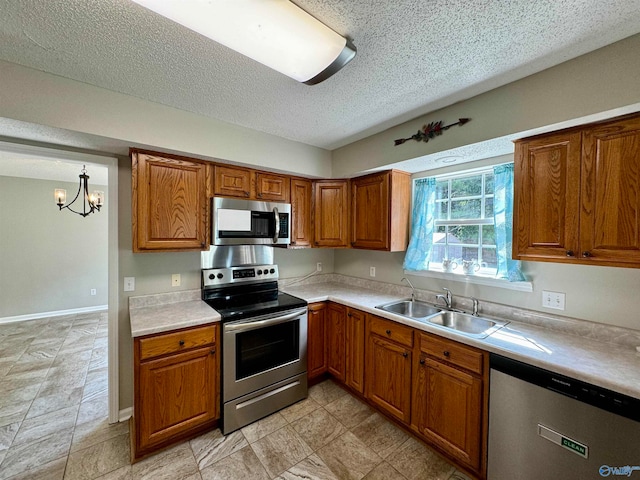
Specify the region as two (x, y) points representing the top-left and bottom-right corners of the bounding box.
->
(132, 0), (356, 85)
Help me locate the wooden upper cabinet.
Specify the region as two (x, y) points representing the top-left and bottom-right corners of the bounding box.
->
(256, 172), (290, 202)
(290, 178), (312, 248)
(351, 170), (411, 251)
(214, 165), (290, 202)
(131, 151), (209, 252)
(580, 116), (640, 265)
(214, 165), (252, 198)
(513, 131), (582, 261)
(514, 113), (640, 268)
(314, 180), (350, 248)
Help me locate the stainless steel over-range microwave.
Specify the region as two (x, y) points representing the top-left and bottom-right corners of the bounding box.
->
(211, 197), (291, 246)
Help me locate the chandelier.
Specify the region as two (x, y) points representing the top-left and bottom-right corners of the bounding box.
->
(54, 165), (104, 217)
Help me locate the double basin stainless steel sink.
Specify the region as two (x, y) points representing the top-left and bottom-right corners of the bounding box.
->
(375, 299), (508, 339)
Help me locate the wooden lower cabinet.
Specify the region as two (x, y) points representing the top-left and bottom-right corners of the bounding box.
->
(412, 332), (487, 475)
(133, 324), (219, 460)
(364, 315), (413, 424)
(345, 308), (366, 393)
(326, 303), (347, 381)
(307, 302), (327, 380)
(316, 303), (488, 478)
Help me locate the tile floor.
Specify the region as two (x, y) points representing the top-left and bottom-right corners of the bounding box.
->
(0, 312), (472, 480)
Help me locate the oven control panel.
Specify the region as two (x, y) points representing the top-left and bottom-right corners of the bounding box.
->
(202, 265), (279, 287)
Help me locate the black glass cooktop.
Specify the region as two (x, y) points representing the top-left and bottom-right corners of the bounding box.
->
(202, 281), (307, 322)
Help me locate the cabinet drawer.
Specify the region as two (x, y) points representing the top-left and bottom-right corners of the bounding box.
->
(420, 332), (483, 375)
(369, 315), (413, 348)
(139, 325), (216, 361)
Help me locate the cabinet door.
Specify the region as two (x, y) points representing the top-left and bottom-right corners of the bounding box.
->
(132, 152), (209, 252)
(326, 303), (346, 381)
(365, 334), (412, 423)
(314, 181), (350, 247)
(513, 132), (582, 261)
(290, 178), (313, 247)
(345, 308), (365, 394)
(307, 302), (327, 380)
(214, 165), (252, 198)
(351, 172), (390, 250)
(412, 355), (482, 470)
(138, 345), (217, 452)
(256, 172), (290, 202)
(580, 116), (640, 266)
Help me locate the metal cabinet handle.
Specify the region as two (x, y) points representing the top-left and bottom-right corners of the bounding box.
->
(419, 358), (425, 365)
(566, 250), (574, 257)
(402, 352), (408, 358)
(179, 340), (185, 346)
(386, 329), (391, 335)
(244, 191), (250, 197)
(210, 348), (216, 355)
(582, 251), (592, 257)
(443, 351), (450, 357)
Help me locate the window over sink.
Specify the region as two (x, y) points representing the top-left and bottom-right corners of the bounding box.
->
(404, 163), (530, 291)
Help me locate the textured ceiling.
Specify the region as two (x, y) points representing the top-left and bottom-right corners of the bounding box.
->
(0, 0), (640, 154)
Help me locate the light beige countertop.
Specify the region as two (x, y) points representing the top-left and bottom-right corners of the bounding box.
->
(282, 281), (640, 400)
(127, 278), (640, 399)
(129, 290), (220, 337)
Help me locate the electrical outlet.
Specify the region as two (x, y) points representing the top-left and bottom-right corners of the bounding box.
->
(316, 262), (323, 272)
(172, 274), (181, 287)
(90, 288), (96, 296)
(542, 290), (565, 310)
(124, 277), (135, 292)
(370, 266), (376, 277)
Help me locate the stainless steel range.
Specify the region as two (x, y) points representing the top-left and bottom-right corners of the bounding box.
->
(201, 246), (308, 434)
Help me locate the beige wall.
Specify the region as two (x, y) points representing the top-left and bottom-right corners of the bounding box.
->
(0, 60), (332, 179)
(0, 176), (108, 318)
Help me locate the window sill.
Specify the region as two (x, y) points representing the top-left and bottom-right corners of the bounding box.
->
(403, 269), (533, 292)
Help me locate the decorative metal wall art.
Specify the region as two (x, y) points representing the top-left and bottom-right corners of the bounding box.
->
(394, 118), (470, 146)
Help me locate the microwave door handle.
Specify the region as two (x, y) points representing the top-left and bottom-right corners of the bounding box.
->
(224, 308), (307, 333)
(272, 206), (280, 243)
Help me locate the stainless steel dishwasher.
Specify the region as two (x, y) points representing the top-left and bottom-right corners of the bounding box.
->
(488, 354), (640, 480)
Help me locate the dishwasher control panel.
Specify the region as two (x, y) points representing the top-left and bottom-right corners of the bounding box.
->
(490, 354), (640, 422)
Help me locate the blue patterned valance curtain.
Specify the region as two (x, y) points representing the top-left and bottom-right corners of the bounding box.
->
(493, 163), (525, 281)
(403, 178), (437, 271)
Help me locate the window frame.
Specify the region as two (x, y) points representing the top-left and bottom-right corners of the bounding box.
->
(403, 163), (532, 292)
(432, 168), (497, 276)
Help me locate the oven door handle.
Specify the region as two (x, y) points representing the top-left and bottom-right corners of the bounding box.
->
(272, 207), (280, 244)
(224, 308), (306, 333)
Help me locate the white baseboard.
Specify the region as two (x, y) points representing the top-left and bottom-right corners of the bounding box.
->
(118, 407), (133, 423)
(0, 305), (108, 324)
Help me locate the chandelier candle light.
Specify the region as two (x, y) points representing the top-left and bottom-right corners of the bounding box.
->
(55, 165), (104, 217)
